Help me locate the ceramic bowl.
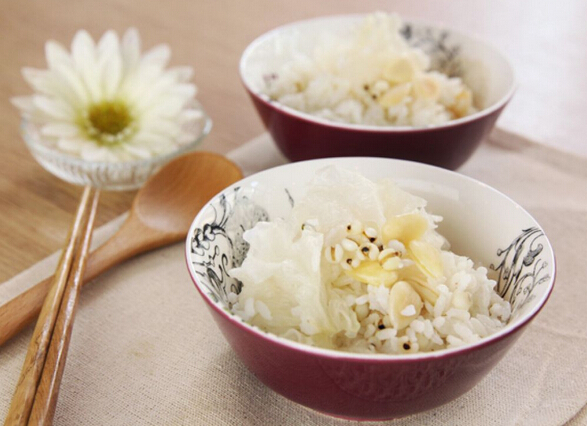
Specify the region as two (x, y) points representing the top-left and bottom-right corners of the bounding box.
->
(185, 158), (554, 420)
(240, 15), (515, 170)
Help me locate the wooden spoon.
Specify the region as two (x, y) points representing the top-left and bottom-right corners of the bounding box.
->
(0, 152), (242, 346)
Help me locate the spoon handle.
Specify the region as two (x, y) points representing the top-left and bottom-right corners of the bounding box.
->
(0, 215), (174, 347)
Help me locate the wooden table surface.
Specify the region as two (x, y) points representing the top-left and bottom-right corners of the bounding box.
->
(1, 0), (586, 283)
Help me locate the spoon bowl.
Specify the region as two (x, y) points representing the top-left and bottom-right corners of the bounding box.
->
(0, 152), (243, 346)
(135, 152), (242, 236)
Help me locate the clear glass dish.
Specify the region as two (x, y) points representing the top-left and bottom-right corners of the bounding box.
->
(21, 100), (212, 191)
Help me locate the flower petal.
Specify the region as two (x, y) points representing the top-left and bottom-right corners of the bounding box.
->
(178, 108), (203, 121)
(168, 66), (193, 83)
(119, 65), (158, 103)
(22, 68), (51, 93)
(45, 40), (72, 71)
(169, 83), (197, 99)
(98, 30), (117, 54)
(33, 95), (74, 120)
(143, 97), (185, 118)
(41, 123), (79, 138)
(141, 118), (180, 137)
(11, 96), (35, 113)
(97, 30), (122, 99)
(141, 44), (170, 71)
(71, 30), (101, 102)
(121, 47), (170, 103)
(57, 137), (94, 153)
(121, 143), (152, 159)
(79, 143), (107, 161)
(23, 67), (87, 108)
(122, 27), (141, 73)
(126, 73), (175, 110)
(71, 30), (96, 63)
(52, 63), (91, 107)
(132, 130), (170, 147)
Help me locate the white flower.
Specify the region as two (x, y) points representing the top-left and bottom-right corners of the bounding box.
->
(12, 28), (203, 162)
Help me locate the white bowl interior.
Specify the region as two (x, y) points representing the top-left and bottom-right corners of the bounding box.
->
(240, 15), (514, 114)
(187, 158), (554, 356)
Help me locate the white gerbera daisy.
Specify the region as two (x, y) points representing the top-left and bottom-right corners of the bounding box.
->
(12, 28), (202, 162)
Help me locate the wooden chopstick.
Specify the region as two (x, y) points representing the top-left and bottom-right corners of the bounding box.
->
(4, 186), (99, 426)
(28, 188), (100, 425)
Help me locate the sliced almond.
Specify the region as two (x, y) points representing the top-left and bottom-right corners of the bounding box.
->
(397, 263), (439, 304)
(451, 89), (473, 118)
(372, 79), (390, 95)
(381, 213), (428, 245)
(383, 56), (416, 84)
(379, 83), (411, 108)
(388, 281), (423, 330)
(413, 75), (441, 102)
(345, 260), (398, 287)
(381, 256), (402, 271)
(408, 278), (439, 305)
(408, 240), (444, 279)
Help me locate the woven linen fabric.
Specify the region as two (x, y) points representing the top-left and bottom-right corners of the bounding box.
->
(1, 130), (586, 426)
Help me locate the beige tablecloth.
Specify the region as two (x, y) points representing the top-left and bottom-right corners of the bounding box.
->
(1, 130), (587, 426)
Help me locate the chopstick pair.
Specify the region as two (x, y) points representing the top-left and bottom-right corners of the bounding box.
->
(4, 186), (100, 426)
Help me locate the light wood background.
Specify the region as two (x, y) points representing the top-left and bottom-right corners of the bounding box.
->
(1, 0), (586, 283)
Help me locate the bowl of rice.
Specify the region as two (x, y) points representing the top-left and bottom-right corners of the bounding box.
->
(186, 158), (554, 420)
(240, 13), (515, 169)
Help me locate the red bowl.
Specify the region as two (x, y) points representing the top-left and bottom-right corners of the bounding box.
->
(186, 158), (555, 420)
(240, 15), (515, 170)
(204, 295), (523, 420)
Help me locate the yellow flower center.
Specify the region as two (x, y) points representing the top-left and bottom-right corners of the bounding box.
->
(85, 100), (134, 145)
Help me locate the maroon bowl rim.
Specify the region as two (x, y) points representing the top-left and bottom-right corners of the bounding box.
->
(239, 14), (517, 134)
(185, 159), (556, 364)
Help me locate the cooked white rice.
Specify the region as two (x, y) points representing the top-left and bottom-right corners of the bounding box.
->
(261, 12), (476, 127)
(230, 166), (511, 354)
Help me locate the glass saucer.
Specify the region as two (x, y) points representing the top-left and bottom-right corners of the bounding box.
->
(21, 101), (212, 191)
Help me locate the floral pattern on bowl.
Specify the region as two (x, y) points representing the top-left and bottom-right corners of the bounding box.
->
(189, 186), (269, 304)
